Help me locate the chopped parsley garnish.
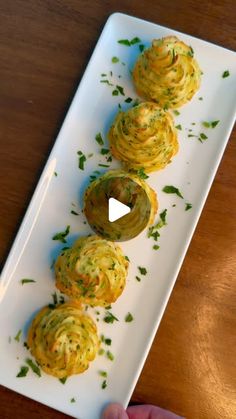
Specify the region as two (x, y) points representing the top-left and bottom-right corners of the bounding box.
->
(132, 99), (140, 107)
(202, 120), (220, 128)
(26, 358), (41, 377)
(173, 110), (180, 116)
(222, 70), (230, 78)
(148, 209), (168, 244)
(70, 398), (76, 403)
(20, 279), (36, 285)
(153, 245), (160, 250)
(148, 229), (160, 241)
(187, 46), (194, 57)
(17, 366), (29, 378)
(101, 380), (107, 389)
(98, 163), (110, 168)
(101, 148), (109, 155)
(23, 341), (29, 349)
(136, 168), (149, 179)
(104, 338), (112, 346)
(124, 97), (133, 103)
(198, 132), (208, 142)
(104, 311), (119, 324)
(185, 203), (193, 211)
(52, 225), (70, 243)
(95, 132), (104, 146)
(198, 97), (203, 100)
(152, 209), (168, 230)
(14, 329), (22, 342)
(59, 377), (67, 384)
(118, 39), (130, 46)
(100, 79), (113, 86)
(112, 89), (119, 96)
(118, 37), (141, 46)
(136, 276), (141, 282)
(130, 37), (141, 45)
(125, 255), (130, 262)
(112, 56), (119, 63)
(139, 44), (145, 52)
(101, 73), (107, 77)
(98, 348), (105, 355)
(162, 185), (184, 198)
(54, 171), (58, 177)
(78, 152), (86, 170)
(138, 266), (147, 275)
(71, 210), (79, 216)
(116, 85), (125, 96)
(125, 312), (134, 322)
(175, 124), (182, 130)
(106, 351), (114, 361)
(99, 371), (107, 378)
(160, 209), (167, 225)
(52, 292), (58, 305)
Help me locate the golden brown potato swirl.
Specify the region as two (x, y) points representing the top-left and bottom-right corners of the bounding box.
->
(108, 102), (178, 172)
(84, 170), (158, 241)
(133, 36), (201, 108)
(55, 235), (129, 306)
(27, 301), (99, 378)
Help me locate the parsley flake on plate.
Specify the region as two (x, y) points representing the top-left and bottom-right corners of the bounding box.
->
(185, 203), (193, 211)
(52, 225), (70, 243)
(101, 380), (107, 389)
(139, 44), (145, 52)
(99, 370), (107, 378)
(198, 132), (208, 142)
(59, 377), (67, 384)
(95, 132), (104, 146)
(118, 37), (141, 46)
(125, 312), (134, 322)
(202, 120), (220, 128)
(14, 329), (22, 342)
(222, 70), (230, 78)
(106, 351), (114, 361)
(173, 110), (180, 116)
(71, 210), (79, 216)
(112, 56), (119, 63)
(26, 358), (41, 377)
(162, 185), (184, 199)
(116, 85), (125, 96)
(17, 366), (29, 378)
(20, 279), (36, 285)
(138, 266), (147, 275)
(78, 152), (86, 170)
(104, 311), (119, 324)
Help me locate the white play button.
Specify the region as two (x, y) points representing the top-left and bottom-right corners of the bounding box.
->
(108, 197), (131, 222)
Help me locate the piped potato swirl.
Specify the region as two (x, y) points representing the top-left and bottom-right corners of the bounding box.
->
(55, 235), (129, 306)
(133, 36), (201, 108)
(84, 170), (158, 241)
(108, 102), (178, 172)
(27, 301), (99, 378)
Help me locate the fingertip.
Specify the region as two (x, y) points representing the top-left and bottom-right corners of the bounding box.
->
(102, 402), (129, 419)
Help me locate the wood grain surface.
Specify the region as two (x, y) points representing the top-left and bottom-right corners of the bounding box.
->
(0, 1), (235, 418)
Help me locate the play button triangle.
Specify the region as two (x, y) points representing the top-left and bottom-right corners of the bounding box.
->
(108, 197), (131, 222)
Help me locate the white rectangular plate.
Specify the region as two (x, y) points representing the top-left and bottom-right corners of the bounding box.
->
(1, 12), (236, 419)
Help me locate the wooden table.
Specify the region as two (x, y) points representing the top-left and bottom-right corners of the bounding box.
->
(0, 1), (235, 418)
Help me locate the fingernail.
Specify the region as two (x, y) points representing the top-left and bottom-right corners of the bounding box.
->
(102, 403), (128, 419)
